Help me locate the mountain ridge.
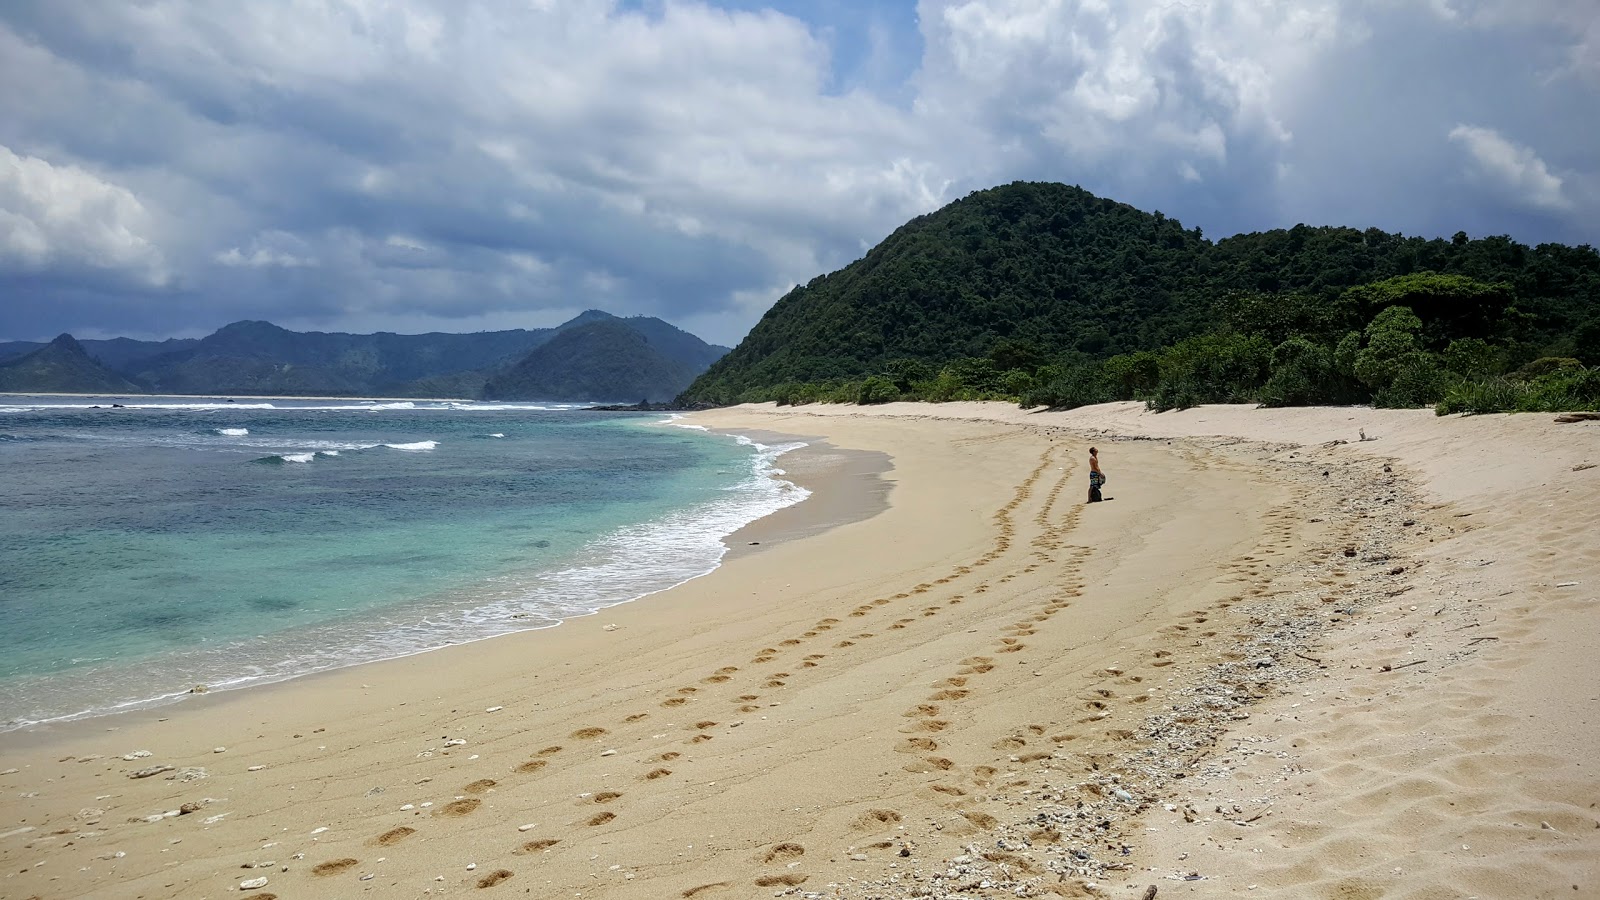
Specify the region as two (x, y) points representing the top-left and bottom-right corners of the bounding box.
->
(0, 311), (729, 400)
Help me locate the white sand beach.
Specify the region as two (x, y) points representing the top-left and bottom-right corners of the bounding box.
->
(2, 402), (1596, 900)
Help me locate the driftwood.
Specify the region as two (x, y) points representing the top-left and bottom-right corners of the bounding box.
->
(1140, 886), (1159, 900)
(1467, 636), (1500, 645)
(1294, 652), (1323, 664)
(1554, 412), (1600, 424)
(1381, 659), (1427, 672)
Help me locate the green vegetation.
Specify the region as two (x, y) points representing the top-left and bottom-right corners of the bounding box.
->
(679, 182), (1599, 415)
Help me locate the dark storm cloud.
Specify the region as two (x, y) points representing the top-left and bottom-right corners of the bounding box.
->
(1, 1), (1594, 347)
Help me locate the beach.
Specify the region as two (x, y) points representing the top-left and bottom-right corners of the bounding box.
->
(2, 402), (1596, 899)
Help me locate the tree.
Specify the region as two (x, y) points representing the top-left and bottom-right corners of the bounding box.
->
(1353, 306), (1424, 390)
(1261, 337), (1343, 406)
(1342, 272), (1515, 344)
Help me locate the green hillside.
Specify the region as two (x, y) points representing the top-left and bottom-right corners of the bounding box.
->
(680, 182), (1599, 412)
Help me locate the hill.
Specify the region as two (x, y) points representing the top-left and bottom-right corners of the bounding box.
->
(482, 316), (720, 402)
(681, 182), (1599, 405)
(0, 334), (145, 394)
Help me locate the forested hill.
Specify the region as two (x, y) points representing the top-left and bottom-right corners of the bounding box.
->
(680, 182), (1599, 407)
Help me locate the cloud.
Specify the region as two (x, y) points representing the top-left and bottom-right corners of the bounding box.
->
(216, 231), (318, 268)
(1448, 124), (1571, 211)
(0, 144), (168, 284)
(0, 1), (1595, 345)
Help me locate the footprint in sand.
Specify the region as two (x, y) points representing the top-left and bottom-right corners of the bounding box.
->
(662, 697), (689, 707)
(312, 858), (360, 876)
(586, 811), (616, 826)
(373, 826), (415, 846)
(851, 808), (902, 830)
(644, 768), (673, 780)
(701, 675), (731, 683)
(570, 727), (608, 739)
(438, 798), (481, 817)
(515, 759), (548, 774)
(538, 745), (564, 756)
(464, 778), (497, 794)
(690, 734), (713, 743)
(517, 838), (559, 853)
(624, 712), (650, 722)
(590, 791), (623, 804)
(476, 869), (514, 888)
(898, 737), (938, 753)
(682, 883), (732, 897)
(754, 874), (807, 887)
(658, 751), (681, 761)
(761, 842), (805, 863)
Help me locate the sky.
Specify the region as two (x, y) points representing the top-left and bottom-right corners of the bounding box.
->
(1, 0), (1596, 346)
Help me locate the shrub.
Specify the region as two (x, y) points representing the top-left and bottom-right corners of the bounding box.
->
(856, 375), (900, 405)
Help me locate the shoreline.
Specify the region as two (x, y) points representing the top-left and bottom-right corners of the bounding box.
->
(2, 402), (1594, 900)
(0, 422), (882, 745)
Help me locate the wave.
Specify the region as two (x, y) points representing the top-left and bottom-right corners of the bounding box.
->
(488, 433), (505, 438)
(383, 440), (437, 451)
(216, 427), (249, 436)
(0, 398), (602, 415)
(253, 449), (346, 464)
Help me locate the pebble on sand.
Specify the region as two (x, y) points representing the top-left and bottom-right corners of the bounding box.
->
(239, 876), (268, 889)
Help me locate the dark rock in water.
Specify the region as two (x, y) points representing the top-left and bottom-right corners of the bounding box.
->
(584, 401), (680, 412)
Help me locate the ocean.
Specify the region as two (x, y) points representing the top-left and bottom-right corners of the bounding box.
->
(0, 396), (807, 732)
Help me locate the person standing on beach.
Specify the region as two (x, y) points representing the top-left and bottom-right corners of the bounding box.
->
(1088, 447), (1105, 503)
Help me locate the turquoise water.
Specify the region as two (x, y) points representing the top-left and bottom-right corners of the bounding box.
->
(0, 396), (807, 730)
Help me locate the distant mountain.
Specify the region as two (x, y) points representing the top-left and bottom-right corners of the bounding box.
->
(128, 320), (557, 396)
(1, 311), (727, 400)
(483, 315), (724, 402)
(0, 335), (200, 368)
(0, 334), (145, 394)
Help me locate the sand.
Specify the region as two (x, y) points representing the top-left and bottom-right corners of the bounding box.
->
(1, 402), (1596, 900)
